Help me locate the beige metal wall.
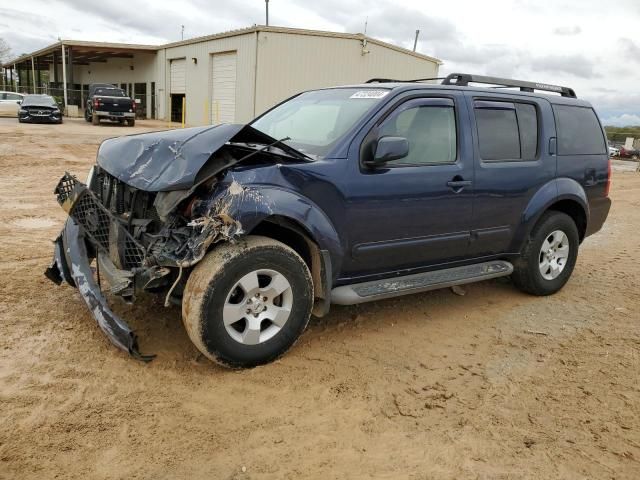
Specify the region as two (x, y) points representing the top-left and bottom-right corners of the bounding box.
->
(157, 32), (257, 125)
(153, 30), (439, 126)
(254, 31), (439, 116)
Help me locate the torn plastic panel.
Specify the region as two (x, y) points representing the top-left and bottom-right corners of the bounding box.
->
(49, 219), (154, 361)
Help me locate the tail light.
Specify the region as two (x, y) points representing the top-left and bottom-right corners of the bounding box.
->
(93, 99), (100, 109)
(604, 158), (612, 197)
(132, 100), (136, 112)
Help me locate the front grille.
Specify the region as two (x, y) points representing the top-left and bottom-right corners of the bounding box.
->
(55, 172), (147, 269)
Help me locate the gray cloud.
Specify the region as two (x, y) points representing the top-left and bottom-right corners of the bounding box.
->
(530, 54), (600, 78)
(618, 38), (640, 63)
(553, 25), (581, 35)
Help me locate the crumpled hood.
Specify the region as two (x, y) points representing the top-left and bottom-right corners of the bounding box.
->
(97, 123), (245, 191)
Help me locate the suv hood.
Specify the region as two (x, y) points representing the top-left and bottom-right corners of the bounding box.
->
(97, 123), (301, 192)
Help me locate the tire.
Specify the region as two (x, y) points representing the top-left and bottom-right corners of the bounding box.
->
(182, 236), (313, 368)
(84, 108), (91, 122)
(511, 211), (579, 296)
(128, 118), (135, 127)
(92, 113), (99, 125)
(632, 154), (639, 161)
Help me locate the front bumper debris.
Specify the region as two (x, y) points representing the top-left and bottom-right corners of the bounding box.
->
(46, 176), (154, 361)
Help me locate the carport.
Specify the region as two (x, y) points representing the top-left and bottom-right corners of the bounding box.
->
(2, 40), (157, 116)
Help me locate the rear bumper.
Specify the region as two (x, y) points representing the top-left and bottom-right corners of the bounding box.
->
(95, 110), (134, 118)
(45, 219), (154, 361)
(585, 196), (612, 237)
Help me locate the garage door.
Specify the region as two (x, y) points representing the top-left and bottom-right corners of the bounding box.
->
(211, 52), (237, 124)
(170, 58), (186, 94)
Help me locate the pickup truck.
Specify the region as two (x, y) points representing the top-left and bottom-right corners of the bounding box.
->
(84, 84), (136, 126)
(47, 73), (611, 368)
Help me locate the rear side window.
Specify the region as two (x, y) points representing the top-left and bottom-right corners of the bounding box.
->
(474, 100), (538, 161)
(553, 105), (606, 155)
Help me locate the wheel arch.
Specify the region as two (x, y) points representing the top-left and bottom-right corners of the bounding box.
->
(248, 215), (333, 317)
(512, 178), (589, 251)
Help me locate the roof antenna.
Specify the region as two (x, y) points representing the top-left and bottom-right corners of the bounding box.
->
(181, 25), (184, 40)
(364, 16), (368, 35)
(265, 0), (269, 26)
(413, 29), (420, 52)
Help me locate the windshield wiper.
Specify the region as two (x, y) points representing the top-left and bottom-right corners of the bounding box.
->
(229, 137), (313, 162)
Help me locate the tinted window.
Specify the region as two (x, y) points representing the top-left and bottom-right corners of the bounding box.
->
(22, 96), (56, 106)
(475, 101), (539, 161)
(379, 102), (457, 165)
(95, 88), (126, 97)
(515, 103), (538, 159)
(554, 105), (606, 155)
(475, 104), (520, 160)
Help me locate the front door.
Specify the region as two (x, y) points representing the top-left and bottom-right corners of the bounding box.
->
(342, 94), (474, 280)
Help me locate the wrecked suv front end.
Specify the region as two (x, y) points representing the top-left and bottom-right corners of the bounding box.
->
(45, 123), (300, 360)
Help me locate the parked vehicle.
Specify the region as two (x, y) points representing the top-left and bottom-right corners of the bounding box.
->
(619, 146), (639, 160)
(0, 91), (24, 116)
(18, 94), (62, 124)
(84, 84), (136, 126)
(46, 73), (611, 368)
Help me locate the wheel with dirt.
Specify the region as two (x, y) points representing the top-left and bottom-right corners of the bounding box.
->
(84, 108), (91, 122)
(91, 113), (99, 125)
(182, 236), (313, 368)
(511, 211), (579, 296)
(128, 118), (136, 127)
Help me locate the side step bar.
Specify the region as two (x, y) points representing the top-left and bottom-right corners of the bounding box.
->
(331, 260), (513, 305)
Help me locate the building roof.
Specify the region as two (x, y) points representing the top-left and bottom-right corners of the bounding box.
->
(3, 25), (442, 68)
(3, 40), (157, 68)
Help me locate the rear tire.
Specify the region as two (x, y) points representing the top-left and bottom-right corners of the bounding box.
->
(182, 236), (313, 368)
(511, 211), (579, 296)
(128, 118), (136, 127)
(91, 113), (99, 125)
(84, 108), (91, 122)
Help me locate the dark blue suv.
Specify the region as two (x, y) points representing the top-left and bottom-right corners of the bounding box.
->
(46, 73), (611, 367)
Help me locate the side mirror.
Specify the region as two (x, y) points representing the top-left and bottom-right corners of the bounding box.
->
(367, 136), (409, 166)
(17, 100), (22, 105)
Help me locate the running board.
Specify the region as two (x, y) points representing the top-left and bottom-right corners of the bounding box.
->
(331, 260), (513, 305)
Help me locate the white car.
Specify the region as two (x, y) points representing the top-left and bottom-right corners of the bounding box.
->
(0, 91), (24, 117)
(608, 146), (620, 157)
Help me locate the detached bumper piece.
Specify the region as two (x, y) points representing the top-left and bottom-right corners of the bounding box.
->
(46, 173), (154, 362)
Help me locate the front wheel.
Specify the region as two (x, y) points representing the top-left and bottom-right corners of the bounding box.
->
(182, 236), (313, 368)
(511, 211), (579, 296)
(128, 118), (136, 127)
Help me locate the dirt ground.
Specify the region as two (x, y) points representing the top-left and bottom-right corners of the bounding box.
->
(0, 117), (638, 479)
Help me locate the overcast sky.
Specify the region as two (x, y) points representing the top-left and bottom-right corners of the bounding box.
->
(2, 0), (639, 125)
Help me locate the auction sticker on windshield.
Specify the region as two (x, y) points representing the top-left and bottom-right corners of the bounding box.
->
(350, 90), (389, 99)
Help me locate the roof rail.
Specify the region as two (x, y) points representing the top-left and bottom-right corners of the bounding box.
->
(365, 77), (445, 84)
(441, 73), (577, 98)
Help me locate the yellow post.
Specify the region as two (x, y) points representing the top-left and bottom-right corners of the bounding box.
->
(167, 96), (171, 128)
(181, 96), (186, 128)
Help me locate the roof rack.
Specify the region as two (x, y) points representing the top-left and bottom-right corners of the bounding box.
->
(365, 77), (445, 84)
(441, 73), (577, 98)
(364, 73), (577, 98)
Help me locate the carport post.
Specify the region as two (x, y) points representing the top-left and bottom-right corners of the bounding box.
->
(14, 64), (18, 92)
(61, 44), (68, 113)
(31, 57), (36, 93)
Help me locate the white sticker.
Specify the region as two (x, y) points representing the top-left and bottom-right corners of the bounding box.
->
(349, 90), (389, 99)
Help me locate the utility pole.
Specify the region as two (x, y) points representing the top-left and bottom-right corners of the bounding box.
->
(265, 0), (269, 26)
(181, 25), (184, 40)
(413, 29), (420, 52)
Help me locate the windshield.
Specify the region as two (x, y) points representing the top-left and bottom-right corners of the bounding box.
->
(250, 88), (390, 158)
(22, 95), (57, 107)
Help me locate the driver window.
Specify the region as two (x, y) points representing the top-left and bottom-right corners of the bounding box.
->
(379, 102), (457, 165)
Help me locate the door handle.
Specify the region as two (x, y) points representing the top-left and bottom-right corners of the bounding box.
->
(447, 179), (472, 189)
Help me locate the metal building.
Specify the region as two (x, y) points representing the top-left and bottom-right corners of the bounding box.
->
(2, 26), (441, 126)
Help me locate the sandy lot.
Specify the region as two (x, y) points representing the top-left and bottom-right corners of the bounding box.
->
(0, 118), (638, 479)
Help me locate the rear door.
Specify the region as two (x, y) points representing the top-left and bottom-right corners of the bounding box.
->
(466, 93), (556, 256)
(341, 91), (475, 279)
